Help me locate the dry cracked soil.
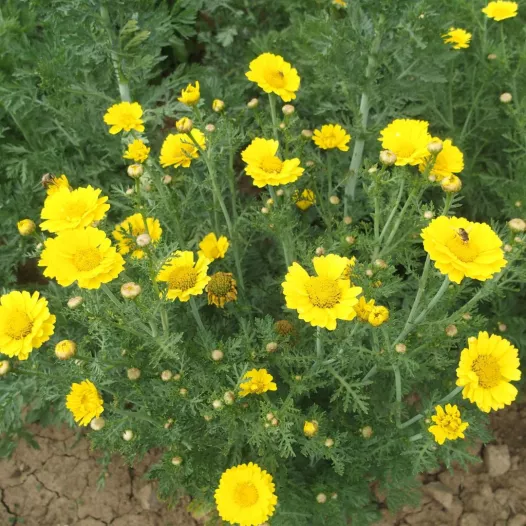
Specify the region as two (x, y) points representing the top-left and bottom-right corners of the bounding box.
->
(1, 404), (526, 526)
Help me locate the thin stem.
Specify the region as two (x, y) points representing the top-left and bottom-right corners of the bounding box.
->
(316, 327), (323, 363)
(409, 433), (423, 442)
(189, 297), (207, 335)
(101, 283), (123, 310)
(378, 178), (405, 244)
(393, 364), (402, 427)
(380, 187), (418, 253)
(362, 365), (377, 382)
(327, 154), (333, 203)
(373, 196), (380, 241)
(442, 192), (453, 216)
(399, 413), (424, 429)
(268, 93), (279, 141)
(405, 254), (431, 327)
(438, 385), (463, 405)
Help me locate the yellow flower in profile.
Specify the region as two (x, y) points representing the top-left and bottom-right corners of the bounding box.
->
(178, 81), (200, 106)
(419, 138), (464, 181)
(354, 296), (375, 322)
(38, 227), (125, 289)
(312, 124), (351, 152)
(421, 216), (507, 284)
(368, 306), (389, 327)
(156, 250), (210, 302)
(242, 138), (304, 187)
(103, 101), (144, 134)
(66, 380), (104, 426)
(379, 119), (432, 166)
(123, 139), (150, 163)
(44, 174), (72, 195)
(482, 1), (518, 21)
(282, 254), (363, 330)
(112, 213), (162, 259)
(214, 462), (277, 526)
(207, 272), (237, 308)
(456, 332), (521, 412)
(198, 233), (229, 261)
(303, 420), (319, 437)
(0, 291), (56, 361)
(239, 368), (277, 397)
(442, 28), (472, 50)
(294, 189), (316, 211)
(40, 186), (110, 233)
(246, 52), (300, 102)
(17, 219), (36, 236)
(428, 404), (469, 445)
(159, 130), (206, 169)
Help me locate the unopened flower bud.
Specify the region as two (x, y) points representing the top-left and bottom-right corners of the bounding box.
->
(515, 201), (522, 207)
(295, 375), (302, 381)
(329, 195), (340, 205)
(162, 175), (173, 185)
(345, 235), (356, 245)
(211, 349), (224, 361)
(247, 98), (259, 109)
(126, 188), (134, 195)
(500, 92), (513, 103)
(90, 417), (105, 431)
(261, 207), (269, 214)
(173, 373), (181, 381)
(17, 219), (36, 236)
(508, 218), (526, 232)
(316, 493), (327, 504)
(488, 53), (497, 60)
(205, 123), (216, 133)
(504, 244), (512, 252)
(176, 117), (193, 133)
(374, 259), (387, 269)
(440, 175), (462, 193)
(212, 399), (223, 410)
(122, 430), (134, 441)
(379, 150), (397, 166)
(266, 198), (274, 206)
(271, 418), (279, 426)
(303, 420), (319, 437)
(315, 247), (325, 256)
(266, 413), (275, 421)
(424, 211), (434, 220)
(135, 233), (151, 247)
(462, 313), (472, 321)
(276, 189), (284, 197)
(427, 140), (443, 154)
(161, 370), (173, 381)
(365, 269), (374, 277)
(55, 340), (76, 360)
(204, 414), (212, 422)
(301, 130), (314, 139)
(127, 164), (143, 179)
(343, 216), (352, 225)
(127, 368), (141, 381)
(171, 456), (183, 466)
(279, 122), (286, 129)
(368, 164), (378, 174)
(266, 342), (279, 354)
(324, 438), (334, 448)
(67, 296), (83, 309)
(331, 493), (338, 500)
(445, 324), (458, 337)
(498, 323), (507, 332)
(515, 236), (522, 243)
(361, 426), (373, 439)
(212, 99), (225, 112)
(179, 388), (188, 396)
(395, 343), (407, 354)
(121, 282), (142, 299)
(305, 160), (315, 168)
(0, 360), (10, 376)
(224, 391), (235, 405)
(282, 104), (295, 116)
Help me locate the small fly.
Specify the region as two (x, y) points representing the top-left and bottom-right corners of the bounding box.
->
(457, 228), (470, 243)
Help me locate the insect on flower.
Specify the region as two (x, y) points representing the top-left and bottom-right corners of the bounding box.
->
(457, 228), (470, 243)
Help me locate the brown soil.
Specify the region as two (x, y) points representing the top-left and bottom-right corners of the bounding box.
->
(1, 404), (525, 526)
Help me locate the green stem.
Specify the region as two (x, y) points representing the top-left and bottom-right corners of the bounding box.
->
(380, 188), (417, 253)
(442, 192), (453, 216)
(362, 365), (377, 382)
(327, 153), (333, 203)
(268, 93), (279, 141)
(393, 364), (402, 427)
(405, 254), (431, 327)
(189, 297), (207, 336)
(409, 433), (423, 442)
(400, 414), (424, 429)
(316, 327), (323, 363)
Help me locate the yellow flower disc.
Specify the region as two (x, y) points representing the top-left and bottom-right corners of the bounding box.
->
(103, 101), (145, 134)
(239, 369), (277, 397)
(112, 213), (162, 259)
(312, 124), (351, 152)
(421, 216), (507, 284)
(198, 233), (229, 261)
(178, 81), (200, 106)
(214, 462), (278, 526)
(442, 28), (472, 50)
(66, 379), (104, 426)
(419, 138), (464, 181)
(378, 119), (431, 166)
(456, 331), (521, 412)
(123, 139), (151, 163)
(0, 291), (56, 361)
(428, 404), (469, 445)
(482, 1), (518, 21)
(159, 130), (206, 169)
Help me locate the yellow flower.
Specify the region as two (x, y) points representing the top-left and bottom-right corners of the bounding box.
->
(312, 124), (351, 152)
(45, 174), (72, 195)
(242, 138), (304, 187)
(421, 216), (507, 284)
(294, 189), (316, 211)
(368, 305), (389, 327)
(207, 272), (237, 308)
(442, 28), (472, 49)
(354, 296), (375, 322)
(159, 130), (206, 169)
(419, 138), (464, 181)
(0, 291), (56, 361)
(198, 233), (229, 261)
(103, 101), (144, 134)
(178, 81), (200, 106)
(112, 213), (162, 259)
(176, 117), (193, 133)
(379, 119), (432, 166)
(245, 52), (300, 102)
(156, 250), (210, 302)
(282, 254), (362, 330)
(212, 99), (225, 112)
(123, 139), (150, 163)
(428, 404), (469, 445)
(17, 219), (36, 236)
(66, 380), (104, 426)
(303, 420), (319, 437)
(40, 186), (110, 233)
(482, 1), (518, 21)
(39, 227), (125, 289)
(214, 462), (277, 526)
(239, 368), (277, 397)
(456, 331), (521, 412)
(333, 0), (347, 6)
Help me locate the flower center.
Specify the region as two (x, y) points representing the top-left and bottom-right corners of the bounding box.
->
(323, 133), (338, 148)
(5, 311), (33, 340)
(62, 201), (86, 220)
(446, 233), (478, 263)
(167, 266), (198, 291)
(306, 277), (341, 308)
(437, 414), (461, 433)
(208, 273), (233, 296)
(266, 69), (286, 88)
(472, 355), (501, 389)
(72, 248), (103, 272)
(260, 155), (283, 173)
(233, 482), (259, 508)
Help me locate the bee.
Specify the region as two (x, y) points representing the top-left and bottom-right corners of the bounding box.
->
(457, 228), (470, 243)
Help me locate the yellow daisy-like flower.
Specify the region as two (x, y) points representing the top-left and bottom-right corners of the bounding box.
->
(214, 462), (277, 526)
(245, 52), (300, 102)
(303, 420), (319, 437)
(354, 296), (375, 322)
(379, 119), (432, 166)
(456, 331), (521, 413)
(294, 189), (316, 211)
(419, 138), (464, 181)
(198, 233), (229, 261)
(241, 138), (304, 187)
(207, 272), (237, 308)
(159, 130), (206, 169)
(103, 101), (145, 135)
(178, 81), (200, 106)
(66, 380), (104, 426)
(40, 186), (110, 234)
(44, 174), (72, 195)
(421, 216), (507, 284)
(482, 1), (518, 21)
(38, 227), (125, 289)
(282, 254), (363, 330)
(112, 213), (162, 259)
(312, 124), (351, 152)
(0, 291), (56, 361)
(239, 368), (277, 397)
(442, 28), (472, 50)
(368, 305), (389, 327)
(428, 404), (469, 445)
(156, 250), (210, 302)
(123, 139), (150, 163)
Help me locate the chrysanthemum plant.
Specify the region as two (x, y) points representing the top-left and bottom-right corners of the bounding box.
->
(2, 7), (526, 526)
